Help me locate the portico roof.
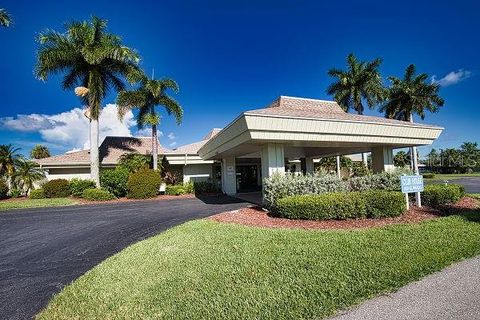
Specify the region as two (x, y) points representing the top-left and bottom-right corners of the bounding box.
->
(198, 96), (444, 160)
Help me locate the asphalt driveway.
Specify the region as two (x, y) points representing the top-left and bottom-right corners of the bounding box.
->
(0, 195), (247, 320)
(426, 177), (480, 193)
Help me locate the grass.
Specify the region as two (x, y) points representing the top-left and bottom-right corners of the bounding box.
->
(424, 173), (480, 180)
(38, 209), (480, 320)
(0, 198), (78, 211)
(468, 193), (480, 201)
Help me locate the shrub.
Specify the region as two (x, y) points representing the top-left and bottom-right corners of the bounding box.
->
(166, 184), (188, 196)
(29, 188), (45, 199)
(275, 190), (406, 220)
(263, 173), (347, 209)
(352, 162), (370, 177)
(276, 192), (366, 220)
(9, 188), (22, 198)
(43, 179), (71, 198)
(0, 180), (8, 199)
(422, 173), (435, 179)
(363, 190), (406, 218)
(347, 168), (411, 192)
(194, 180), (221, 194)
(127, 169), (161, 199)
(423, 184), (465, 207)
(118, 153), (152, 173)
(100, 167), (130, 197)
(82, 188), (116, 201)
(69, 178), (96, 197)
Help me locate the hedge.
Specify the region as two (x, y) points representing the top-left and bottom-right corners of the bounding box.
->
(275, 190), (406, 220)
(0, 180), (8, 199)
(29, 188), (46, 199)
(165, 181), (219, 196)
(100, 167), (130, 197)
(422, 184), (465, 207)
(82, 188), (116, 201)
(127, 169), (162, 199)
(69, 179), (96, 197)
(43, 179), (71, 198)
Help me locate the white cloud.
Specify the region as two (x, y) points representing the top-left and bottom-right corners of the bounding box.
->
(167, 132), (176, 140)
(169, 141), (177, 147)
(431, 69), (472, 87)
(0, 104), (135, 151)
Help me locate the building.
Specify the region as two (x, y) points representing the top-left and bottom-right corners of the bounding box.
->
(36, 96), (443, 193)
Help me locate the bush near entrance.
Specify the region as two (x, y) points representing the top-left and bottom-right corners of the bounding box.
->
(423, 184), (465, 207)
(43, 179), (71, 198)
(127, 169), (161, 199)
(82, 188), (116, 201)
(165, 180), (221, 196)
(69, 179), (96, 197)
(29, 188), (45, 199)
(276, 191), (406, 220)
(100, 167), (130, 197)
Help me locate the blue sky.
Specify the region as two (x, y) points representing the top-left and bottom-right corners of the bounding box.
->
(0, 0), (478, 157)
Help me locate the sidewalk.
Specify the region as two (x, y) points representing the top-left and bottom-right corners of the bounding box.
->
(331, 256), (480, 320)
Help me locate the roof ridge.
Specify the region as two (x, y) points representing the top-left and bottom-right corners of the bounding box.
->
(279, 96), (337, 104)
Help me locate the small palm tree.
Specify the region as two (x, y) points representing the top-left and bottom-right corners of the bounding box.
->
(13, 158), (46, 195)
(35, 16), (141, 186)
(327, 53), (385, 164)
(117, 75), (183, 170)
(30, 144), (51, 159)
(381, 64), (444, 177)
(0, 9), (12, 27)
(0, 144), (20, 178)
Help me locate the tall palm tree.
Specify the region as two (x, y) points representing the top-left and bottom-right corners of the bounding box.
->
(13, 158), (46, 195)
(0, 9), (12, 27)
(35, 16), (141, 186)
(0, 144), (20, 178)
(30, 144), (51, 159)
(381, 64), (444, 206)
(327, 53), (385, 164)
(117, 75), (183, 170)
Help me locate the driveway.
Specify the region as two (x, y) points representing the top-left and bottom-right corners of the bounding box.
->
(0, 195), (247, 320)
(426, 177), (480, 193)
(331, 256), (480, 320)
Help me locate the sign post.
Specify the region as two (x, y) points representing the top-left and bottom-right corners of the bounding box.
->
(400, 175), (424, 209)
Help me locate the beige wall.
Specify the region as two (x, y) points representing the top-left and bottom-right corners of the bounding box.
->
(183, 164), (213, 182)
(45, 167), (91, 181)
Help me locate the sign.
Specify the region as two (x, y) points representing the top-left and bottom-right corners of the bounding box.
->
(400, 175), (424, 193)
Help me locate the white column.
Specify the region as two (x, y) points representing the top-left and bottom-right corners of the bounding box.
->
(305, 157), (315, 174)
(221, 157), (236, 195)
(336, 155), (341, 178)
(261, 143), (285, 179)
(371, 147), (395, 173)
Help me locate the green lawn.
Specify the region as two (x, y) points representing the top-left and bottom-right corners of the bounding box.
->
(425, 173), (480, 181)
(0, 198), (78, 211)
(38, 209), (480, 320)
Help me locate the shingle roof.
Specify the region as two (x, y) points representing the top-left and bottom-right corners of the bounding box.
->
(245, 96), (440, 128)
(168, 129), (223, 155)
(36, 136), (170, 166)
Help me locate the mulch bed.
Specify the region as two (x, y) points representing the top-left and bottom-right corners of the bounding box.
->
(209, 197), (479, 230)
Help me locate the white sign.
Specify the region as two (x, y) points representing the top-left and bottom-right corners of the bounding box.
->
(401, 175), (424, 193)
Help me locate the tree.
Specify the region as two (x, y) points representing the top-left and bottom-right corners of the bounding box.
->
(117, 153), (152, 173)
(117, 75), (183, 170)
(394, 151), (409, 167)
(460, 142), (480, 171)
(381, 64), (444, 178)
(0, 8), (12, 27)
(35, 16), (141, 187)
(425, 149), (441, 168)
(30, 144), (51, 159)
(0, 144), (20, 178)
(327, 53), (385, 164)
(13, 158), (46, 195)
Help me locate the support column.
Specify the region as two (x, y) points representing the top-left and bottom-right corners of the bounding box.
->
(336, 155), (341, 178)
(371, 147), (395, 173)
(261, 143), (285, 179)
(305, 157), (315, 175)
(221, 157), (236, 195)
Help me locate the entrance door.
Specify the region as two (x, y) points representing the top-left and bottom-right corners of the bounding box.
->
(236, 165), (260, 192)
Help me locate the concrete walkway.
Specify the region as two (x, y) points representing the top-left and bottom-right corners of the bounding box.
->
(332, 256), (480, 320)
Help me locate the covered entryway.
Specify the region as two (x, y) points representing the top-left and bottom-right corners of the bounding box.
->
(198, 96), (443, 195)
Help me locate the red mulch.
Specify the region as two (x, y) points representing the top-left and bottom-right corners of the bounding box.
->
(208, 197), (479, 230)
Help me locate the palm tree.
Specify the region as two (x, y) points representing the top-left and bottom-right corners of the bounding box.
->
(380, 64), (444, 172)
(0, 144), (20, 178)
(30, 144), (51, 159)
(13, 158), (46, 195)
(327, 53), (385, 164)
(117, 75), (183, 170)
(0, 9), (12, 27)
(35, 16), (141, 186)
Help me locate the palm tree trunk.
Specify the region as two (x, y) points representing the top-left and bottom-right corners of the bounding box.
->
(152, 124), (158, 170)
(90, 118), (100, 187)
